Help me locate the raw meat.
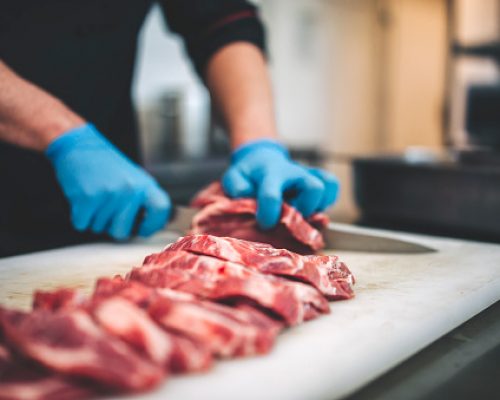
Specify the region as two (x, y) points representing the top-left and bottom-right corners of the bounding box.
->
(0, 317), (96, 400)
(190, 181), (228, 208)
(0, 182), (357, 399)
(92, 277), (153, 309)
(95, 288), (213, 373)
(148, 289), (282, 357)
(91, 296), (174, 366)
(35, 284), (213, 374)
(167, 334), (212, 374)
(0, 307), (164, 392)
(0, 375), (92, 400)
(129, 249), (330, 325)
(190, 182), (329, 254)
(0, 352), (94, 400)
(0, 362), (93, 400)
(166, 234), (355, 300)
(94, 277), (282, 358)
(33, 288), (86, 311)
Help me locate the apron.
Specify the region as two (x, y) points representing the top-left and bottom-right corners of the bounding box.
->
(0, 0), (153, 256)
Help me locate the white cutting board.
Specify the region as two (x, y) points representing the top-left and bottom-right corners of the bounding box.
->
(0, 225), (499, 400)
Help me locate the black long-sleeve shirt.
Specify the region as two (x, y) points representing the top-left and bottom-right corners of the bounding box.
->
(0, 0), (267, 256)
(0, 0), (266, 78)
(159, 0), (266, 77)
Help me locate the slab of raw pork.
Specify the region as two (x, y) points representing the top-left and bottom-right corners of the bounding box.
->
(91, 296), (176, 367)
(90, 280), (213, 373)
(190, 182), (329, 254)
(93, 277), (282, 358)
(129, 249), (330, 325)
(34, 285), (213, 374)
(0, 306), (164, 392)
(35, 288), (197, 373)
(167, 234), (355, 300)
(167, 333), (213, 374)
(33, 288), (86, 311)
(0, 327), (95, 400)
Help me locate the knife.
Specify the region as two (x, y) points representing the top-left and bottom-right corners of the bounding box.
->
(168, 206), (434, 254)
(320, 225), (435, 253)
(167, 205), (198, 234)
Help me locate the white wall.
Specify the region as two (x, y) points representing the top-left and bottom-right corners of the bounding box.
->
(133, 5), (203, 103)
(260, 0), (334, 148)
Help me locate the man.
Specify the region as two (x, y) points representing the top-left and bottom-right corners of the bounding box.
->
(0, 0), (339, 257)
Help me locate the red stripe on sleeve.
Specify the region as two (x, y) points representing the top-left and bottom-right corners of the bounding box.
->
(205, 10), (257, 35)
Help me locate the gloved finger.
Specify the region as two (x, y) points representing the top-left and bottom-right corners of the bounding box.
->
(222, 167), (255, 198)
(291, 173), (325, 218)
(256, 175), (285, 230)
(138, 184), (171, 237)
(108, 190), (145, 241)
(308, 167), (340, 211)
(70, 193), (104, 232)
(90, 192), (122, 234)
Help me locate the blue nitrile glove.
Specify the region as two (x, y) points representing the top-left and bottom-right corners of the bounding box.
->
(46, 123), (170, 240)
(222, 139), (339, 230)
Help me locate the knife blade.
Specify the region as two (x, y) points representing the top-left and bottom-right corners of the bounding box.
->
(167, 206), (434, 253)
(167, 205), (198, 234)
(321, 225), (435, 253)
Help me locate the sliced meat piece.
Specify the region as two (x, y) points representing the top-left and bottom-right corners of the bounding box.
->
(190, 181), (228, 208)
(168, 333), (213, 374)
(129, 250), (330, 325)
(0, 370), (93, 400)
(34, 287), (180, 369)
(190, 182), (328, 254)
(0, 356), (94, 400)
(149, 288), (282, 357)
(92, 294), (212, 373)
(0, 307), (164, 392)
(0, 377), (92, 400)
(0, 322), (96, 400)
(94, 278), (281, 358)
(94, 278), (215, 367)
(166, 234), (355, 300)
(91, 296), (174, 367)
(0, 334), (11, 371)
(190, 199), (326, 254)
(33, 288), (86, 311)
(93, 276), (152, 307)
(36, 281), (213, 374)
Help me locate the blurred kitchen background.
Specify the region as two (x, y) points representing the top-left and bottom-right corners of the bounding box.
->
(133, 0), (500, 242)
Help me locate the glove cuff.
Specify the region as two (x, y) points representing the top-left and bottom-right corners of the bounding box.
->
(45, 123), (107, 162)
(231, 139), (289, 163)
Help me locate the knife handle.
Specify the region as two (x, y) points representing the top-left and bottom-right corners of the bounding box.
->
(131, 207), (146, 237)
(131, 206), (178, 237)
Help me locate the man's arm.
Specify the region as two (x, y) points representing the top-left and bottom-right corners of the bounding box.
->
(205, 42), (277, 148)
(0, 61), (83, 151)
(0, 61), (170, 240)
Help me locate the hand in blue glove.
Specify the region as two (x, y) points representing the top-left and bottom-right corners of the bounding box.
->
(46, 123), (170, 240)
(222, 139), (339, 230)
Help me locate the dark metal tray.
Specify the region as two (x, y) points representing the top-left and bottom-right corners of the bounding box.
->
(353, 156), (500, 242)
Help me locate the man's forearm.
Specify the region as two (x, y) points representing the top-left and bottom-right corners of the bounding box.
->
(0, 61), (84, 151)
(205, 42), (278, 149)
